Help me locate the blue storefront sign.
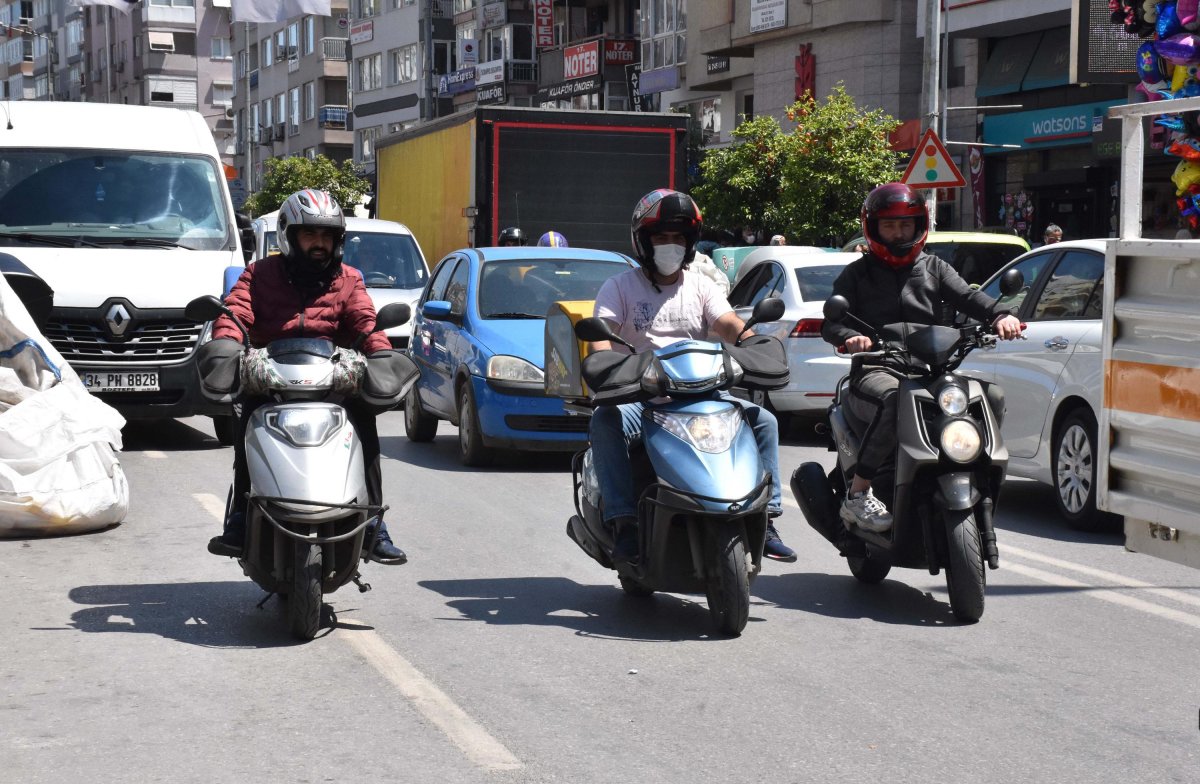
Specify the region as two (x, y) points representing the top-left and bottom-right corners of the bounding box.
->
(438, 67), (476, 96)
(981, 100), (1125, 154)
(637, 66), (680, 95)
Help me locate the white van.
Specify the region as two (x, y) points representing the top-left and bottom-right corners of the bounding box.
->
(0, 102), (247, 437)
(250, 211), (428, 349)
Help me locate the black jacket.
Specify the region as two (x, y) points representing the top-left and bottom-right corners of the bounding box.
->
(821, 251), (1008, 349)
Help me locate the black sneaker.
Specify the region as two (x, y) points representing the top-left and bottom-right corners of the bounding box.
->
(610, 516), (639, 565)
(207, 512), (245, 557)
(763, 521), (797, 563)
(365, 521), (408, 565)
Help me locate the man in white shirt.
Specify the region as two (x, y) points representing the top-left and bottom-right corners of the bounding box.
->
(588, 189), (796, 564)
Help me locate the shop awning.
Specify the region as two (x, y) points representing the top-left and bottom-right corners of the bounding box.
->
(975, 32), (1040, 98)
(1021, 27), (1070, 91)
(148, 32), (176, 52)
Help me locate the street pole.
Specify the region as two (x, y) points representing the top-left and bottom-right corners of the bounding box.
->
(244, 22), (254, 195)
(921, 0), (941, 230)
(103, 7), (111, 103)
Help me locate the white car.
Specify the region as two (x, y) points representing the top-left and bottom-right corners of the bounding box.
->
(250, 212), (428, 349)
(726, 248), (859, 427)
(958, 239), (1108, 530)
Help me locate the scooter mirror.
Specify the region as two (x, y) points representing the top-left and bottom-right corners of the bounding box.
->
(184, 294), (226, 323)
(999, 267), (1025, 297)
(574, 317), (617, 343)
(376, 302), (411, 330)
(745, 296), (785, 331)
(824, 295), (850, 322)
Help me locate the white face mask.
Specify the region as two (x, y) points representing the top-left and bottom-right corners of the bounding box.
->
(743, 233), (756, 243)
(654, 243), (686, 275)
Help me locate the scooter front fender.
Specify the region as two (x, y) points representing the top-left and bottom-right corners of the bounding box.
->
(934, 472), (980, 511)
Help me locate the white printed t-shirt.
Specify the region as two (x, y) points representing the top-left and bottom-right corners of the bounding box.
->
(593, 268), (733, 353)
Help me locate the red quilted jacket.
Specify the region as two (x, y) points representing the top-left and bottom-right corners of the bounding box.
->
(212, 255), (391, 353)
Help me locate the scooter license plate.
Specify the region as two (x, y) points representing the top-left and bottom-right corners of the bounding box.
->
(81, 371), (160, 392)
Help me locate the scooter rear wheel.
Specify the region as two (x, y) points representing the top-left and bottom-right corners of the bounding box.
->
(289, 541), (323, 640)
(705, 521), (750, 637)
(943, 508), (985, 623)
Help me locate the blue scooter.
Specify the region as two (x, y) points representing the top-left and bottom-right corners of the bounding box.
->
(565, 298), (787, 636)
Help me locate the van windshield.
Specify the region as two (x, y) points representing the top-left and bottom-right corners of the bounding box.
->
(0, 149), (232, 251)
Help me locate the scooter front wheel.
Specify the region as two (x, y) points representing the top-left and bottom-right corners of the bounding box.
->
(290, 541), (323, 640)
(705, 521), (750, 636)
(619, 576), (655, 598)
(848, 553), (891, 584)
(943, 508), (985, 623)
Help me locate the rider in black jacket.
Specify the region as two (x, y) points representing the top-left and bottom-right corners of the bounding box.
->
(821, 183), (1023, 533)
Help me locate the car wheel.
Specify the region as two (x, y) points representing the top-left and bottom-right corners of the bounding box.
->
(1052, 408), (1115, 532)
(404, 385), (438, 443)
(457, 383), (493, 467)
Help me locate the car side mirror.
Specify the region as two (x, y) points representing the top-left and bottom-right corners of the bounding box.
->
(999, 268), (1025, 297)
(421, 300), (456, 322)
(824, 295), (849, 322)
(376, 302), (411, 330)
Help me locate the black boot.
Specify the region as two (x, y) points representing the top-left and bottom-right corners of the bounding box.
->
(365, 520), (407, 565)
(207, 512), (246, 557)
(610, 516), (639, 565)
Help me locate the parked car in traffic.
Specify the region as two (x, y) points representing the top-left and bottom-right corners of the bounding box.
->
(404, 246), (635, 466)
(956, 239), (1109, 530)
(250, 211), (428, 349)
(726, 247), (860, 430)
(843, 231), (1030, 287)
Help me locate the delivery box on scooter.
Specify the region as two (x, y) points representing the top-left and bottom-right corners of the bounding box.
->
(545, 300), (596, 401)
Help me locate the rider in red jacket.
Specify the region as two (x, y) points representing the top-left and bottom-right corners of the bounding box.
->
(207, 189), (407, 564)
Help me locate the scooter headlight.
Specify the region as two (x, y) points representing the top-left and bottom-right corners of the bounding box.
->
(266, 407), (345, 447)
(940, 419), (982, 463)
(650, 407), (743, 453)
(937, 385), (969, 416)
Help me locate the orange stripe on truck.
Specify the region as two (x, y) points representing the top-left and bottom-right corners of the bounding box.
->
(1105, 359), (1200, 422)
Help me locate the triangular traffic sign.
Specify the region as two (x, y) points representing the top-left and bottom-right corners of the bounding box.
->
(900, 128), (966, 189)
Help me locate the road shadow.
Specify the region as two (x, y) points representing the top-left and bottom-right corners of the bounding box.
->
(381, 434), (576, 474)
(61, 581), (369, 648)
(420, 576), (745, 641)
(780, 415), (827, 447)
(994, 478), (1124, 544)
(751, 571), (967, 626)
(121, 418), (225, 452)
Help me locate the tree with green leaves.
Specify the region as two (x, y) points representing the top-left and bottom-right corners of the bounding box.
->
(243, 155), (371, 217)
(693, 85), (902, 246)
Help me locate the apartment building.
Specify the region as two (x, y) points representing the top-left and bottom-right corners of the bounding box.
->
(0, 0), (79, 101)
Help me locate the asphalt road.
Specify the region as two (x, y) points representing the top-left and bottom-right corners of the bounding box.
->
(2, 413), (1198, 783)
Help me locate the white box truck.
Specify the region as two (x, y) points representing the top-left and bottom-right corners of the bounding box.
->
(0, 102), (249, 441)
(1099, 97), (1200, 568)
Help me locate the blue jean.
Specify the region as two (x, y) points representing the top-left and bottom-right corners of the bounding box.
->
(589, 392), (782, 522)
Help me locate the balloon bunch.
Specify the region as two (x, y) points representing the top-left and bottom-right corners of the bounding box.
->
(1119, 1), (1200, 227)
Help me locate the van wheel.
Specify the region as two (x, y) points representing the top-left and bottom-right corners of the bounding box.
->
(457, 384), (493, 467)
(211, 414), (237, 446)
(1053, 409), (1115, 532)
(404, 385), (438, 443)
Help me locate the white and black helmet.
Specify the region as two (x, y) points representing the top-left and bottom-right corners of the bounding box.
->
(276, 189), (346, 263)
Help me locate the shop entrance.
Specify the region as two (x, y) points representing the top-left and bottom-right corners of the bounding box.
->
(1034, 190), (1096, 241)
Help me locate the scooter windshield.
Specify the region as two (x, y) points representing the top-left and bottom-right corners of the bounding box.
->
(881, 322), (962, 368)
(266, 338), (336, 365)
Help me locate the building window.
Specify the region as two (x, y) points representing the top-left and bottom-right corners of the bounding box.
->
(389, 44), (417, 84)
(359, 126), (381, 162)
(355, 0), (377, 17)
(261, 37), (272, 67)
(275, 30), (286, 61)
(263, 98), (272, 128)
(303, 17), (315, 56)
(453, 0), (475, 13)
(356, 53), (382, 91)
(276, 93), (286, 130)
(289, 86), (300, 133)
(303, 80), (315, 120)
(286, 22), (299, 60)
(305, 147), (317, 159)
(211, 37), (231, 60)
(641, 0), (686, 70)
(149, 0), (195, 5)
(213, 82), (233, 106)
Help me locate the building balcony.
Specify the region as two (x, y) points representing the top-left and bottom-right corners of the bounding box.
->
(139, 50), (195, 75)
(321, 38), (347, 62)
(508, 61), (537, 83)
(319, 104), (348, 129)
(142, 3), (195, 25)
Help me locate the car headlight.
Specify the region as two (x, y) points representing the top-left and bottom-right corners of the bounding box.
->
(937, 385), (969, 416)
(266, 407), (344, 447)
(651, 407), (743, 453)
(940, 419), (982, 463)
(487, 355), (544, 383)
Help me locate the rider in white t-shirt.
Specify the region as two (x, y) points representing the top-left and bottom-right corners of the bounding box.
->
(587, 189), (796, 565)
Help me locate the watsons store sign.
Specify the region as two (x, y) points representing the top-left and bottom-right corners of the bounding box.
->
(982, 100), (1124, 153)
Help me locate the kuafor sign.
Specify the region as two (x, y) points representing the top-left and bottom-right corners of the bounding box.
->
(532, 0), (554, 47)
(604, 39), (636, 65)
(563, 41), (600, 80)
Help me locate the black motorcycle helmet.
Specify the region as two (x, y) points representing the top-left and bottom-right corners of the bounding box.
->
(498, 226), (526, 246)
(630, 189), (703, 274)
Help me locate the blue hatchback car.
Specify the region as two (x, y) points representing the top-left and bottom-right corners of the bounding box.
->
(403, 246), (636, 466)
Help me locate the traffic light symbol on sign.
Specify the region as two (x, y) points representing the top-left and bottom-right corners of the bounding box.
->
(900, 128), (966, 189)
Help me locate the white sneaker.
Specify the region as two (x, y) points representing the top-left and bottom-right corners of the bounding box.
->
(840, 489), (893, 533)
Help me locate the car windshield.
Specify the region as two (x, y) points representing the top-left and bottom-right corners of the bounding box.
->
(479, 259), (626, 319)
(343, 231), (428, 290)
(263, 230), (279, 256)
(927, 241), (1025, 287)
(0, 149), (232, 251)
(792, 265), (843, 301)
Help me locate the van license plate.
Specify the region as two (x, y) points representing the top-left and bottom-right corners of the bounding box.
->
(82, 372), (160, 392)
